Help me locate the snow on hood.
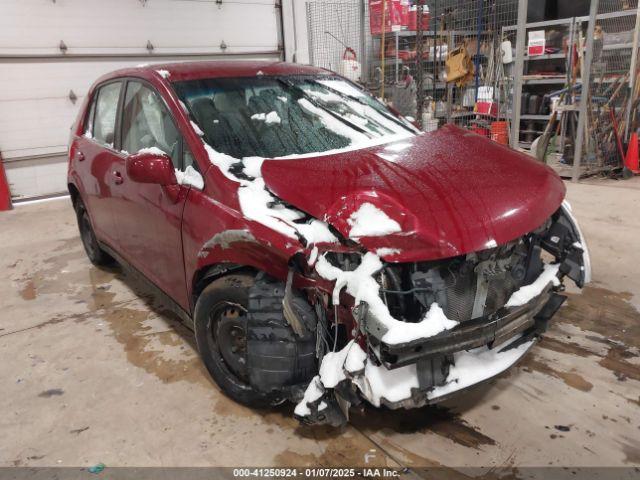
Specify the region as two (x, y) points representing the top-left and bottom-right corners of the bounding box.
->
(201, 143), (339, 245)
(347, 202), (402, 238)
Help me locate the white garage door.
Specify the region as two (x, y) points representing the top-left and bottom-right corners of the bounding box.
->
(0, 0), (282, 200)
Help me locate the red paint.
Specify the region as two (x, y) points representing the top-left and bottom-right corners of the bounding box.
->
(262, 125), (565, 262)
(625, 132), (639, 174)
(126, 151), (177, 185)
(68, 62), (566, 317)
(0, 153), (12, 211)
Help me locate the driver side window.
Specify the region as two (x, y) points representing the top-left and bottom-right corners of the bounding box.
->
(121, 81), (181, 169)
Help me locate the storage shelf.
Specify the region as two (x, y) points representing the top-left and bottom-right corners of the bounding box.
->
(372, 30), (488, 38)
(520, 114), (551, 120)
(525, 53), (566, 61)
(523, 77), (566, 85)
(602, 43), (634, 51)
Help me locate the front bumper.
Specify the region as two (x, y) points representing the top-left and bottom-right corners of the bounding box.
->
(296, 291), (567, 425)
(352, 290), (566, 409)
(363, 288), (566, 370)
(360, 330), (538, 410)
(299, 330), (541, 425)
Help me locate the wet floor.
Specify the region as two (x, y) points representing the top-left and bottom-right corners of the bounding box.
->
(1, 178), (639, 470)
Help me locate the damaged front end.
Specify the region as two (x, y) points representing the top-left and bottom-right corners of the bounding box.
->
(295, 202), (590, 425)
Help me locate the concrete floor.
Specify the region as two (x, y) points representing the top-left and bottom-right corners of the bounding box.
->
(1, 178), (639, 470)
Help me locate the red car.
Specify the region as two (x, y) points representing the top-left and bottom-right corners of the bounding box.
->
(68, 61), (590, 425)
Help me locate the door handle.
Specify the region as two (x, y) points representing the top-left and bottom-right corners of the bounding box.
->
(75, 150), (85, 162)
(113, 171), (123, 185)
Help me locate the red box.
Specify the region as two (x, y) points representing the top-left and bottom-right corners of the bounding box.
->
(369, 0), (403, 35)
(400, 0), (410, 29)
(475, 101), (498, 117)
(407, 5), (430, 31)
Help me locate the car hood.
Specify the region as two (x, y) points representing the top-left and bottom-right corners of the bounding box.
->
(261, 125), (565, 262)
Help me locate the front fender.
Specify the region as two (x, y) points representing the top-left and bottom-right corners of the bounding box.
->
(182, 189), (309, 311)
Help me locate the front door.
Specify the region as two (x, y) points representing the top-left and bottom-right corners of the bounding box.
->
(112, 80), (193, 309)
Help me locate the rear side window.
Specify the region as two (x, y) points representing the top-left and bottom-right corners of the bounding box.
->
(91, 82), (122, 147)
(121, 81), (181, 169)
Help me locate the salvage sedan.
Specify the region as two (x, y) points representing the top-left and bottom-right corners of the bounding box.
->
(67, 61), (590, 425)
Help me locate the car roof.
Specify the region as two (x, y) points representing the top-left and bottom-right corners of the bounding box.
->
(100, 60), (333, 84)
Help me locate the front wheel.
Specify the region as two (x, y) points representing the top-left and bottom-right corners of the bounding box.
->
(194, 274), (283, 408)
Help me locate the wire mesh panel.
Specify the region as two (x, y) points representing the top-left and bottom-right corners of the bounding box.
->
(365, 1), (518, 134)
(306, 1), (368, 83)
(583, 1), (639, 173)
(505, 16), (582, 158)
(432, 0), (519, 139)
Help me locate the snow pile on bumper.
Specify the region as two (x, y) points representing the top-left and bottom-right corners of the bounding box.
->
(295, 334), (535, 418)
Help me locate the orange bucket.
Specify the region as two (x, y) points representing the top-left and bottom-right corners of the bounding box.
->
(490, 121), (509, 145)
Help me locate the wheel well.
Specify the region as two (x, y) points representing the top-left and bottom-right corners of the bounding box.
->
(191, 263), (257, 310)
(68, 183), (80, 208)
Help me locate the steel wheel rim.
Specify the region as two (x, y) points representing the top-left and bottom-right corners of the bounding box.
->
(80, 211), (97, 258)
(210, 302), (249, 383)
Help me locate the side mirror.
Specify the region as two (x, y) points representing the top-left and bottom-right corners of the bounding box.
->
(126, 149), (176, 185)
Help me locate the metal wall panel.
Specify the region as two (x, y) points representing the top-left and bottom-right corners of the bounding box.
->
(0, 0), (279, 56)
(0, 0), (281, 199)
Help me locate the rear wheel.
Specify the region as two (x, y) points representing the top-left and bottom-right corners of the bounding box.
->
(74, 198), (114, 266)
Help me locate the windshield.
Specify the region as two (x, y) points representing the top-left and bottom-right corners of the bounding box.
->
(172, 76), (416, 159)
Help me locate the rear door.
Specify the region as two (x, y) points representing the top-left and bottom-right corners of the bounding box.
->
(112, 79), (195, 309)
(74, 81), (123, 248)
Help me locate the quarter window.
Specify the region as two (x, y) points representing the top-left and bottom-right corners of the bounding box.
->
(91, 82), (122, 147)
(121, 81), (181, 169)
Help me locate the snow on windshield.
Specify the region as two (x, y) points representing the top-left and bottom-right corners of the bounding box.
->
(173, 76), (416, 160)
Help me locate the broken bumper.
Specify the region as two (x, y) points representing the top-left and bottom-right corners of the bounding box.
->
(299, 330), (541, 425)
(296, 291), (566, 424)
(364, 288), (566, 370)
(365, 331), (539, 410)
(352, 290), (566, 409)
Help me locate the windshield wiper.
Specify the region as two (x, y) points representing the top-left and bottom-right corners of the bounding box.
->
(276, 78), (372, 137)
(303, 79), (416, 134)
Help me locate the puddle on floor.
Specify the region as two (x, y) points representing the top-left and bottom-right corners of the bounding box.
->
(350, 405), (496, 450)
(519, 355), (594, 392)
(556, 286), (640, 346)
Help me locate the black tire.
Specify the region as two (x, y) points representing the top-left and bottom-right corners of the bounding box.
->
(74, 197), (114, 267)
(245, 273), (317, 395)
(194, 273), (283, 408)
